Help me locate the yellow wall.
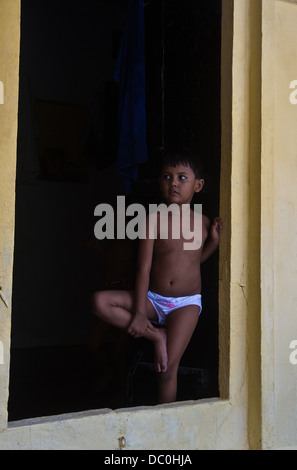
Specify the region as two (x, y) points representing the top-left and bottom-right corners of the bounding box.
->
(0, 0), (297, 449)
(261, 0), (297, 449)
(0, 0), (21, 431)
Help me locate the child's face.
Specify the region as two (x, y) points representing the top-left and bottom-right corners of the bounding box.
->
(159, 163), (204, 205)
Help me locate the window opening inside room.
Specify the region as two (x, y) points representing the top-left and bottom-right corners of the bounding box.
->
(8, 0), (222, 421)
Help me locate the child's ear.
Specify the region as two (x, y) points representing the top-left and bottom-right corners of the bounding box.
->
(195, 178), (204, 193)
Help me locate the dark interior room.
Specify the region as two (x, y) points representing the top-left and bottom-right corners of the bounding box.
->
(8, 0), (222, 421)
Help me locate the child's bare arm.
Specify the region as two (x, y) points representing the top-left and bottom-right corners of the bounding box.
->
(128, 267), (152, 337)
(127, 221), (157, 338)
(201, 217), (222, 264)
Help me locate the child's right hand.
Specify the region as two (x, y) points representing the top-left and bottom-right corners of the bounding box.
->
(128, 314), (158, 338)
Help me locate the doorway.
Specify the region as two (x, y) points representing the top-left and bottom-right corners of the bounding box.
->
(8, 0), (221, 421)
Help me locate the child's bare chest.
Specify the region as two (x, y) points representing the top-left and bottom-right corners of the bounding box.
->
(154, 213), (208, 253)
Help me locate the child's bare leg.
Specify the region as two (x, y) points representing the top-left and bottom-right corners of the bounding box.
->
(92, 290), (167, 372)
(92, 290), (137, 330)
(157, 305), (200, 404)
(153, 327), (167, 373)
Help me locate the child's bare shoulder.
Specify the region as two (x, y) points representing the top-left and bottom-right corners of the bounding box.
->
(202, 214), (211, 229)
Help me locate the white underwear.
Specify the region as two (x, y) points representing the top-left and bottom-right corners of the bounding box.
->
(147, 290), (202, 326)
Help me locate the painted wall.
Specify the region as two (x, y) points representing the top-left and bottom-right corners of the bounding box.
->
(0, 0), (297, 450)
(0, 0), (247, 448)
(261, 0), (297, 449)
(0, 0), (21, 430)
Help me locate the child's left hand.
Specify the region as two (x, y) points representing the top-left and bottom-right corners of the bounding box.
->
(128, 313), (158, 338)
(209, 217), (223, 244)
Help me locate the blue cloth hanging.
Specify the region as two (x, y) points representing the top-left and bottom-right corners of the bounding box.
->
(114, 0), (147, 194)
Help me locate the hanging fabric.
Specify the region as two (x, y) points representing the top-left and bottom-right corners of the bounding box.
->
(114, 0), (147, 194)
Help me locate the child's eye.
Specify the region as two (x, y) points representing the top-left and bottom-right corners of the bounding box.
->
(163, 174), (170, 180)
(179, 175), (186, 180)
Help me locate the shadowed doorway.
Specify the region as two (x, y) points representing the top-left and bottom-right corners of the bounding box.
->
(8, 0), (221, 421)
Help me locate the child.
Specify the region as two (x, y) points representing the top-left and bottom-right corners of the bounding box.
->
(92, 152), (222, 404)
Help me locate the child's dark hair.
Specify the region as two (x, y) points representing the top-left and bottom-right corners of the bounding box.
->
(160, 150), (204, 180)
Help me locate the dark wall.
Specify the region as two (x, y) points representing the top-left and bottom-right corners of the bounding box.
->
(9, 0), (222, 418)
(143, 0), (221, 218)
(12, 0), (128, 348)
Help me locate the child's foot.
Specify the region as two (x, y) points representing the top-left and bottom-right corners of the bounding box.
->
(153, 328), (167, 373)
